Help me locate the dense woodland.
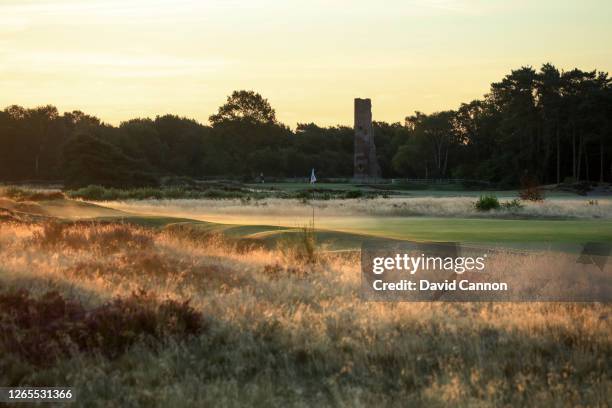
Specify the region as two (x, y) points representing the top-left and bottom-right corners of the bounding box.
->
(1, 64), (611, 188)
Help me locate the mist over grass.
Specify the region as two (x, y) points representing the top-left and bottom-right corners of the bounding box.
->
(102, 196), (612, 220)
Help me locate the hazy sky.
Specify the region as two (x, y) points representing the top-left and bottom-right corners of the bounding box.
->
(1, 0), (611, 127)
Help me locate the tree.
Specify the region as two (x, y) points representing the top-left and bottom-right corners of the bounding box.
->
(535, 63), (563, 183)
(154, 115), (210, 176)
(118, 119), (167, 168)
(404, 111), (460, 178)
(209, 90), (276, 125)
(488, 67), (540, 183)
(1, 63), (610, 185)
(392, 143), (421, 177)
(0, 105), (65, 180)
(208, 91), (289, 176)
(373, 121), (410, 178)
(62, 134), (157, 188)
(25, 105), (61, 178)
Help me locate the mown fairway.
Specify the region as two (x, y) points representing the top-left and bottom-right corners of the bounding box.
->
(314, 216), (612, 243)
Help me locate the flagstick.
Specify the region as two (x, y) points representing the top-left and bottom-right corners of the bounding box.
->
(312, 201), (315, 229)
(310, 168), (315, 230)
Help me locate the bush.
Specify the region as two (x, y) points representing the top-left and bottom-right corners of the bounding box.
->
(501, 199), (524, 210)
(519, 174), (544, 201)
(519, 187), (545, 201)
(296, 190), (314, 200)
(277, 221), (318, 265)
(32, 221), (154, 253)
(299, 221), (317, 264)
(474, 195), (500, 211)
(0, 288), (203, 366)
(65, 185), (385, 201)
(1, 187), (64, 201)
(67, 185), (107, 200)
(344, 190), (363, 199)
(66, 184), (252, 201)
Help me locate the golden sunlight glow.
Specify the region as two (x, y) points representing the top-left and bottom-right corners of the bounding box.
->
(1, 0), (611, 126)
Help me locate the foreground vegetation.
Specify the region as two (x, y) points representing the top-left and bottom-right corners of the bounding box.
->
(0, 210), (610, 406)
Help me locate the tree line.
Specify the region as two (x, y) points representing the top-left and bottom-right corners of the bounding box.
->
(0, 64), (610, 188)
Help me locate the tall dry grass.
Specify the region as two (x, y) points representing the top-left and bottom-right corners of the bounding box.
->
(0, 220), (610, 406)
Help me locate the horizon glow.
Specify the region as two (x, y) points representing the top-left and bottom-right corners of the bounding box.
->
(1, 0), (611, 127)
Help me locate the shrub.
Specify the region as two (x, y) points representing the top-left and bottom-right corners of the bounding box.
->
(201, 189), (236, 199)
(33, 221), (67, 247)
(66, 185), (248, 201)
(519, 174), (544, 201)
(344, 190), (363, 199)
(66, 185), (108, 200)
(32, 221), (154, 253)
(262, 263), (308, 280)
(519, 187), (545, 201)
(0, 288), (203, 366)
(501, 199), (524, 210)
(277, 221), (318, 265)
(83, 290), (203, 357)
(296, 190), (314, 200)
(474, 195), (500, 211)
(0, 208), (17, 223)
(23, 191), (65, 201)
(299, 221), (317, 264)
(65, 185), (385, 201)
(0, 187), (64, 201)
(1, 186), (23, 199)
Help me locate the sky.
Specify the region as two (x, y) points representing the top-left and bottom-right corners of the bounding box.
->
(1, 0), (611, 127)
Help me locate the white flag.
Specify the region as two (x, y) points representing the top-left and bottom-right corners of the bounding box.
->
(310, 168), (317, 184)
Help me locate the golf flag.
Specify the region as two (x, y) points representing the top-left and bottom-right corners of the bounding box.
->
(310, 168), (317, 184)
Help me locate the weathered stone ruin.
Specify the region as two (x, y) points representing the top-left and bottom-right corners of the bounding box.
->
(353, 98), (380, 180)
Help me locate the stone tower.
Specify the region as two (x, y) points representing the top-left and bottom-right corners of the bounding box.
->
(353, 98), (380, 180)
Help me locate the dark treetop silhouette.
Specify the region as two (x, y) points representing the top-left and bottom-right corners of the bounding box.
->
(0, 64), (610, 187)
